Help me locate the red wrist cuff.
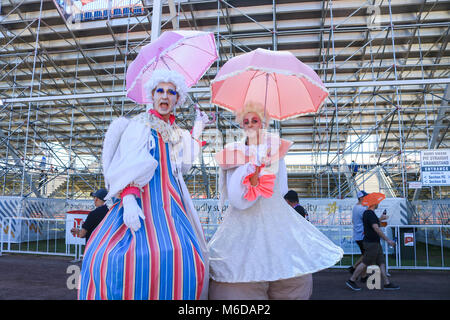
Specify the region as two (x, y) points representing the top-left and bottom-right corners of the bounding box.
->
(120, 186), (140, 199)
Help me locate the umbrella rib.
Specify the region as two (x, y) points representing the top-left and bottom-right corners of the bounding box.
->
(273, 73), (282, 120)
(180, 43), (218, 58)
(243, 69), (260, 108)
(162, 55), (195, 83)
(252, 71), (269, 80)
(159, 56), (171, 70)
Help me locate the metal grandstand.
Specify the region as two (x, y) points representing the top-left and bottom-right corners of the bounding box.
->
(0, 0), (449, 200)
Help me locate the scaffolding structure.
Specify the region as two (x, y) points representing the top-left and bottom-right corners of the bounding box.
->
(0, 0), (449, 200)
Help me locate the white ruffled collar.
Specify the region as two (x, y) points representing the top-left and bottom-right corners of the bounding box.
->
(134, 112), (185, 175)
(147, 112), (182, 145)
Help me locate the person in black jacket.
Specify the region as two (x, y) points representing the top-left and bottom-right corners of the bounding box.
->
(345, 193), (399, 291)
(284, 190), (309, 220)
(71, 188), (109, 243)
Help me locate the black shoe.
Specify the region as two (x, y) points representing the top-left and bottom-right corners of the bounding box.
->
(360, 275), (369, 283)
(346, 280), (361, 291)
(348, 266), (355, 274)
(383, 282), (400, 290)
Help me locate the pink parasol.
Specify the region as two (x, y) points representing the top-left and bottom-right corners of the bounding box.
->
(126, 30), (218, 104)
(211, 48), (328, 121)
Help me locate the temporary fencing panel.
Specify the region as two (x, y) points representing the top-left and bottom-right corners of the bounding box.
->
(1, 197), (448, 269)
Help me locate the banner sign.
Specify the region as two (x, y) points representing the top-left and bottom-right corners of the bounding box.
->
(409, 181), (422, 189)
(53, 0), (144, 26)
(404, 233), (414, 246)
(421, 149), (450, 186)
(65, 211), (89, 245)
(0, 197), (93, 243)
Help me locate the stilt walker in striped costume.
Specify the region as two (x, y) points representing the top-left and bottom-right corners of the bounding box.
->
(78, 69), (209, 300)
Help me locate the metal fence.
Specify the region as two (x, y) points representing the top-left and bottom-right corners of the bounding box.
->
(387, 225), (450, 270)
(0, 217), (82, 260)
(1, 217), (449, 271)
(324, 224), (450, 271)
(410, 200), (450, 225)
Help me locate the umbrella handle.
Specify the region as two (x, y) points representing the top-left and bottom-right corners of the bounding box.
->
(194, 104), (216, 124)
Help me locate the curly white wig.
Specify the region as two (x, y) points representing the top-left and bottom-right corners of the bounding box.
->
(144, 69), (188, 111)
(235, 101), (271, 127)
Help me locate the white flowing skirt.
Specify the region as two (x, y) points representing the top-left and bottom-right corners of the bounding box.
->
(208, 194), (344, 283)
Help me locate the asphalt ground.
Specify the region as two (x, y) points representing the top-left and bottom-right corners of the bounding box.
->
(0, 253), (449, 300)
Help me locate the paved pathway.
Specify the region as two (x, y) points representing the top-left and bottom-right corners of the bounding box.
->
(0, 254), (448, 300)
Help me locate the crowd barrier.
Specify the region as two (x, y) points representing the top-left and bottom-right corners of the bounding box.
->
(0, 217), (83, 260)
(0, 196), (92, 243)
(1, 216), (449, 270)
(387, 225), (450, 270)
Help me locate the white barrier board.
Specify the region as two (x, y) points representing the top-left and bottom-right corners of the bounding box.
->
(65, 212), (89, 245)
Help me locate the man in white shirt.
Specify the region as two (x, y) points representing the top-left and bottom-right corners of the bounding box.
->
(348, 190), (368, 280)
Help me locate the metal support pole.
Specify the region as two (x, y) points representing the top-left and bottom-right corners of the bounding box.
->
(440, 226), (444, 268)
(0, 218), (3, 256)
(8, 218), (11, 252)
(329, 1), (341, 198)
(388, 0), (407, 198)
(167, 0), (179, 29)
(120, 3), (133, 115)
(151, 0), (163, 42)
(20, 0), (44, 197)
(385, 231), (389, 273)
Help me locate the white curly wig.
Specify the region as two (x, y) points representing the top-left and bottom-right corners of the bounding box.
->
(235, 101), (271, 128)
(144, 69), (188, 111)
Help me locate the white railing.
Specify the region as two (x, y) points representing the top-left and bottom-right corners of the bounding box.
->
(2, 217), (449, 271)
(386, 225), (450, 270)
(316, 224), (450, 271)
(0, 217), (82, 259)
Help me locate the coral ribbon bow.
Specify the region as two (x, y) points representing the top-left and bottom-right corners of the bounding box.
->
(243, 174), (276, 202)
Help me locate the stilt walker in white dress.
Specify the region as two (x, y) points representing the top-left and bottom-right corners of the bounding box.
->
(208, 101), (344, 300)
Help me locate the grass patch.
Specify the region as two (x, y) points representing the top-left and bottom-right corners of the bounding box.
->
(2, 238), (83, 256)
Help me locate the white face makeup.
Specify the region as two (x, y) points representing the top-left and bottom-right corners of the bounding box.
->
(152, 82), (179, 116)
(242, 112), (263, 144)
(242, 112), (263, 131)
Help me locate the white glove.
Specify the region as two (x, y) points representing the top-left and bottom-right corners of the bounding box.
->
(192, 108), (209, 139)
(261, 146), (272, 167)
(122, 194), (145, 232)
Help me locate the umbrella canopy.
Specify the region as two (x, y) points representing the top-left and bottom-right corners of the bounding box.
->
(361, 192), (386, 207)
(211, 48), (328, 121)
(126, 30), (218, 104)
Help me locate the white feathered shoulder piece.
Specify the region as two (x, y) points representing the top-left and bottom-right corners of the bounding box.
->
(102, 117), (131, 190)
